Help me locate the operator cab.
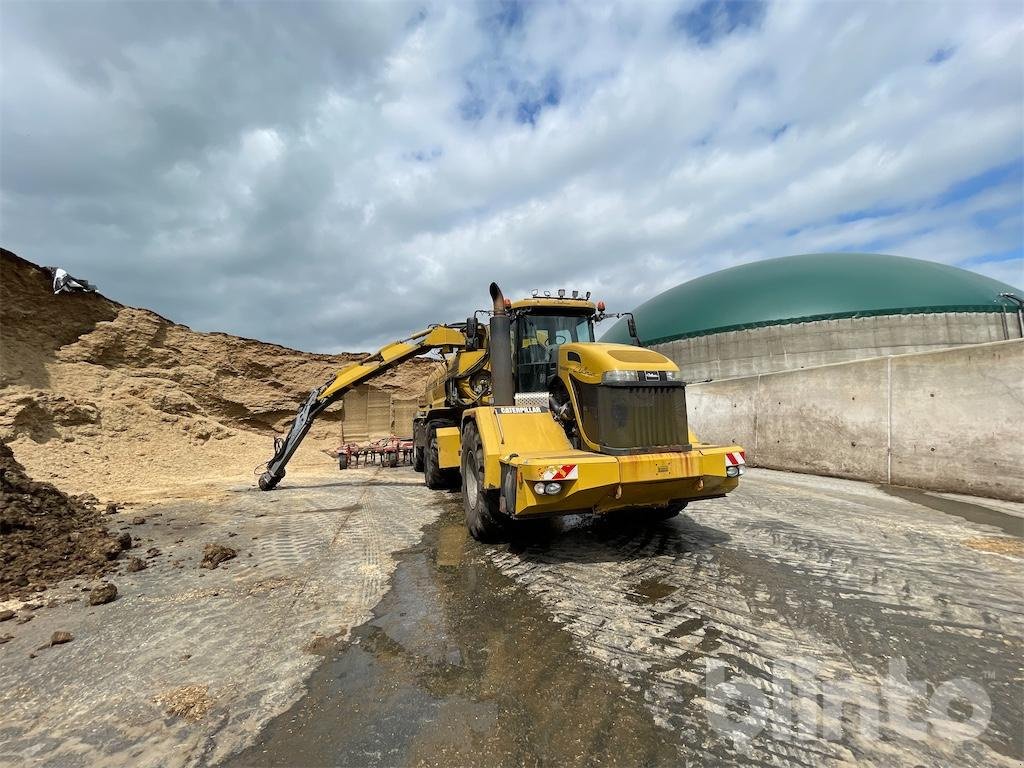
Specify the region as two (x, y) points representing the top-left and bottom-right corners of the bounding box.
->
(512, 301), (596, 394)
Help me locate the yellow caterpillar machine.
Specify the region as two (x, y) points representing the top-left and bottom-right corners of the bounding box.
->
(258, 283), (745, 541)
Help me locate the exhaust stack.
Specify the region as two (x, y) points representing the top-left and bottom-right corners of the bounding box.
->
(488, 282), (515, 406)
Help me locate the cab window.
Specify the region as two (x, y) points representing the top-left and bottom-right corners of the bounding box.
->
(514, 313), (594, 393)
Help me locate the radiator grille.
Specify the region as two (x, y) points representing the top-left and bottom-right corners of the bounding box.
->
(574, 382), (690, 453)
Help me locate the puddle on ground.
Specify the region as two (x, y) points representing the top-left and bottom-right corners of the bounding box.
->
(627, 578), (678, 604)
(225, 501), (678, 768)
(880, 485), (1024, 537)
(435, 524), (468, 568)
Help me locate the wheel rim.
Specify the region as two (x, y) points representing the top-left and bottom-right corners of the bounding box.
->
(465, 453), (479, 501)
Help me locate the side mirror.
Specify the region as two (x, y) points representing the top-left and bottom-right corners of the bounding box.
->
(626, 315), (641, 346)
(465, 316), (480, 351)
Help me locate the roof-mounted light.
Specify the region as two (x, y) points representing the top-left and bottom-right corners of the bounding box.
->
(532, 289), (539, 298)
(558, 288), (566, 298)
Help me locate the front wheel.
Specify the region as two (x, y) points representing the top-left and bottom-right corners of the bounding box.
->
(599, 502), (687, 531)
(651, 502), (687, 521)
(424, 422), (459, 490)
(461, 421), (507, 542)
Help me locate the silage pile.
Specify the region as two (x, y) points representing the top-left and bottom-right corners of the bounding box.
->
(0, 249), (432, 501)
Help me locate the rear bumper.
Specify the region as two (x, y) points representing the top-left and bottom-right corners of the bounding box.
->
(503, 445), (744, 517)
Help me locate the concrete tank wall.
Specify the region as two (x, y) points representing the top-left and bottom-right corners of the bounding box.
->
(687, 339), (1024, 501)
(652, 311), (1020, 381)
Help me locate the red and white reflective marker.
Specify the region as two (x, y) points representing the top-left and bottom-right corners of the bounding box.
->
(541, 464), (579, 481)
(725, 451), (746, 467)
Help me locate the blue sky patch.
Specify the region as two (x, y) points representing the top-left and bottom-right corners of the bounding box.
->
(405, 6), (428, 29)
(837, 204), (907, 224)
(514, 71), (562, 125)
(674, 0), (767, 46)
(935, 159), (1023, 207)
(483, 0), (526, 35)
(960, 248), (1024, 266)
(459, 80), (488, 122)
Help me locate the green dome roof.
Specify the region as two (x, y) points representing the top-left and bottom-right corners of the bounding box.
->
(603, 253), (1022, 345)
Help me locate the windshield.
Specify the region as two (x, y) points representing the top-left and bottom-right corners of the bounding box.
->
(514, 313), (594, 393)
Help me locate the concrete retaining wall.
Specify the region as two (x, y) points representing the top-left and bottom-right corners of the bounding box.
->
(687, 339), (1024, 501)
(654, 311), (1020, 382)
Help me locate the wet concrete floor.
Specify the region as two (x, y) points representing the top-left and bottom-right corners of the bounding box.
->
(881, 483), (1024, 537)
(227, 500), (679, 767)
(228, 469), (1024, 768)
(6, 467), (1020, 768)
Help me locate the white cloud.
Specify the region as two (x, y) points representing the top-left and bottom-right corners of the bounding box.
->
(2, 0), (1021, 352)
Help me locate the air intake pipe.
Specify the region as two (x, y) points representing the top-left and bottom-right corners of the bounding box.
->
(488, 282), (515, 406)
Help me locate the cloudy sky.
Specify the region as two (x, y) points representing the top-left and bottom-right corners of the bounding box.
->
(2, 0), (1022, 352)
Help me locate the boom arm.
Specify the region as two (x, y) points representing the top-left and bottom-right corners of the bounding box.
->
(258, 325), (468, 490)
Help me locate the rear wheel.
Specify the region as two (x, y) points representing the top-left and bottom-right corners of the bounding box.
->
(413, 446), (424, 472)
(338, 453), (349, 470)
(461, 421), (507, 542)
(424, 421), (458, 490)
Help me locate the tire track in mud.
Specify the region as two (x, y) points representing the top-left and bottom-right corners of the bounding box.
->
(0, 468), (446, 768)
(205, 473), (446, 764)
(487, 471), (1024, 767)
(226, 501), (682, 768)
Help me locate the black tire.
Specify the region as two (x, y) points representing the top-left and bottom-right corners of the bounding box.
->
(461, 421), (507, 542)
(651, 502), (687, 521)
(413, 446), (424, 472)
(598, 502), (687, 532)
(424, 422), (459, 490)
(338, 454), (349, 470)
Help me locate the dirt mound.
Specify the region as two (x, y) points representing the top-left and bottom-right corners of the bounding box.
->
(0, 440), (123, 600)
(200, 543), (237, 569)
(0, 249), (434, 500)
